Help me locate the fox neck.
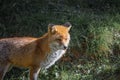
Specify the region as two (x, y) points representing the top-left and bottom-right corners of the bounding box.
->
(40, 50), (65, 69)
(37, 33), (51, 54)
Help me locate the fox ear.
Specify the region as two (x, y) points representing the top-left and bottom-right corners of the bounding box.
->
(63, 22), (72, 31)
(48, 23), (57, 34)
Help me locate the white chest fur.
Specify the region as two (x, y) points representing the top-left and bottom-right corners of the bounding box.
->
(40, 49), (65, 69)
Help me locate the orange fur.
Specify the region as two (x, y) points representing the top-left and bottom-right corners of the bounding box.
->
(0, 22), (71, 80)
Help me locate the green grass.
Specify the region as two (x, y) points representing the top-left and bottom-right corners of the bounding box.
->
(1, 1), (120, 80)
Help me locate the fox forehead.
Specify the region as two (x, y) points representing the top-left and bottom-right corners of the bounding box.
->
(54, 25), (70, 38)
(54, 25), (69, 34)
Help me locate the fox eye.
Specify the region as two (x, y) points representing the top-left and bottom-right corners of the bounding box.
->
(65, 38), (68, 40)
(56, 38), (62, 41)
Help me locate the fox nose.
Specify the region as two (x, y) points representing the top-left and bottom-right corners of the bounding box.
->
(63, 46), (67, 50)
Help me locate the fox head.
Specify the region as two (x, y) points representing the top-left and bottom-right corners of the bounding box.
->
(48, 22), (71, 50)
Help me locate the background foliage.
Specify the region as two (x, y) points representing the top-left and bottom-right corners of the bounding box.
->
(0, 0), (120, 80)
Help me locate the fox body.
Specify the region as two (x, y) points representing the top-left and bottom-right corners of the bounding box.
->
(0, 22), (71, 80)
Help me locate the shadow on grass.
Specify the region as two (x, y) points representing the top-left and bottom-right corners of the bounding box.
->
(4, 67), (28, 80)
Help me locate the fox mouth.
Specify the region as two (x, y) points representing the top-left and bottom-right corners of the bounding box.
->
(50, 45), (67, 51)
(63, 46), (67, 50)
(56, 45), (68, 50)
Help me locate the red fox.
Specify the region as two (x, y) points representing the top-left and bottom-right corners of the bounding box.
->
(0, 22), (71, 80)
